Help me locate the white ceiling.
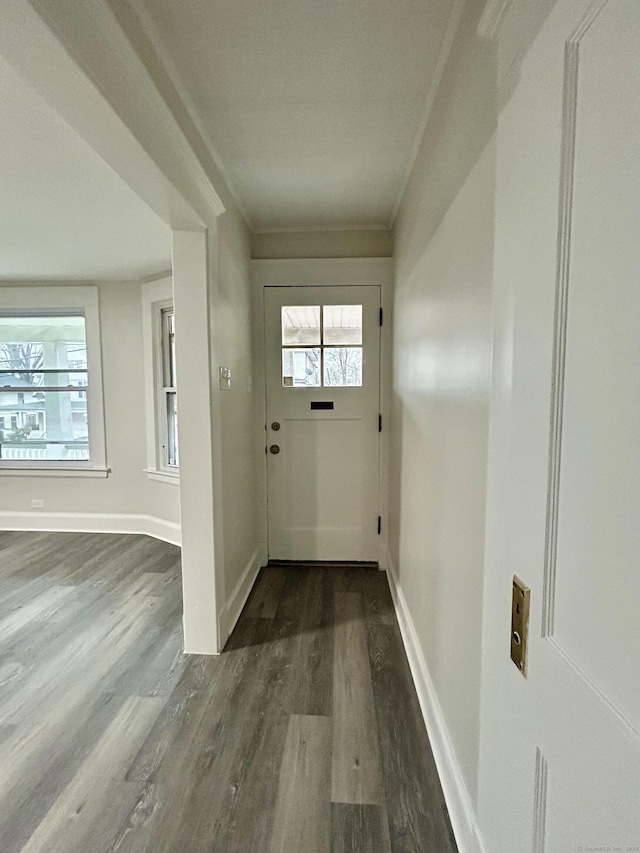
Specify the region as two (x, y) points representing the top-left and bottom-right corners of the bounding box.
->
(0, 55), (171, 281)
(128, 0), (455, 231)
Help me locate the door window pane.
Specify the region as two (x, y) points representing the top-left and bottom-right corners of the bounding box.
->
(323, 347), (363, 387)
(282, 348), (321, 387)
(323, 305), (362, 345)
(282, 306), (321, 345)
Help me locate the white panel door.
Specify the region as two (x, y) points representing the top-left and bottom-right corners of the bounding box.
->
(541, 2), (640, 847)
(264, 285), (380, 562)
(479, 2), (640, 851)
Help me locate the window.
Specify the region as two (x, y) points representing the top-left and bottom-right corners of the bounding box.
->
(0, 286), (106, 475)
(281, 304), (363, 387)
(160, 307), (178, 469)
(0, 315), (89, 462)
(141, 278), (178, 483)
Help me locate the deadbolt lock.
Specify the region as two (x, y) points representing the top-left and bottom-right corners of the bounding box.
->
(270, 444), (280, 454)
(511, 576), (530, 676)
(271, 422), (280, 431)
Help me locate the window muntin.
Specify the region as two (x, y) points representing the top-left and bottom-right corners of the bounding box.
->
(281, 305), (363, 388)
(0, 315), (89, 461)
(160, 307), (178, 468)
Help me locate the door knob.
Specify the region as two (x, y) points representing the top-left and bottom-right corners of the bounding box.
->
(271, 422), (281, 431)
(270, 444), (280, 454)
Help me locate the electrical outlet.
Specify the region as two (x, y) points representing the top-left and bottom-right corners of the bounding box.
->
(31, 499), (44, 509)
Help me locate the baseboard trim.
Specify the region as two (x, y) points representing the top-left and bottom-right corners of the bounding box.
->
(385, 549), (487, 853)
(218, 543), (267, 647)
(0, 511), (181, 547)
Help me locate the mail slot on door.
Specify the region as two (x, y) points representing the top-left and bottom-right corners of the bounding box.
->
(310, 401), (334, 410)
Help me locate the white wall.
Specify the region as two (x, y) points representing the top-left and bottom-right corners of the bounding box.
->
(0, 280), (180, 535)
(105, 0), (264, 644)
(214, 208), (264, 605)
(170, 212), (262, 652)
(386, 1), (640, 851)
(389, 0), (497, 815)
(251, 229), (393, 259)
(391, 142), (495, 803)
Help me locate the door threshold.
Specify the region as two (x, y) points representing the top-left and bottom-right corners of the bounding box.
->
(267, 559), (379, 570)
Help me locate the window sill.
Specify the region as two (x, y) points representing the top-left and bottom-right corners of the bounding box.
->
(144, 468), (180, 485)
(0, 466), (110, 478)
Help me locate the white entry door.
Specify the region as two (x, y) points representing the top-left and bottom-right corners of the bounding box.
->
(264, 285), (380, 562)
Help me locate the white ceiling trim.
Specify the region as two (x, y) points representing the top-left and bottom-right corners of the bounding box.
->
(388, 0), (466, 228)
(110, 0), (252, 229)
(252, 224), (392, 235)
(477, 0), (514, 39)
(137, 268), (173, 284)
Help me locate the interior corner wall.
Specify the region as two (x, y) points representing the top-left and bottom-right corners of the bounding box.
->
(0, 280), (180, 531)
(389, 0), (497, 812)
(213, 208), (264, 610)
(251, 229), (393, 260)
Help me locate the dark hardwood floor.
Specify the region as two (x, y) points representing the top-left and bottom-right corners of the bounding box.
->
(0, 531), (457, 852)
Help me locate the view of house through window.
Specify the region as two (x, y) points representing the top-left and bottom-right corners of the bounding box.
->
(0, 315), (89, 461)
(161, 307), (178, 468)
(281, 304), (363, 387)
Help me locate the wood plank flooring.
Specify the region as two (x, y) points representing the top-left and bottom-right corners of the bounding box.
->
(0, 531), (458, 852)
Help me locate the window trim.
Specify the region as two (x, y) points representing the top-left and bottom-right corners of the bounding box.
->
(157, 303), (178, 473)
(0, 286), (107, 476)
(142, 278), (179, 484)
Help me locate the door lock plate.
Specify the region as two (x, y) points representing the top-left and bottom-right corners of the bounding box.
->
(511, 576), (530, 676)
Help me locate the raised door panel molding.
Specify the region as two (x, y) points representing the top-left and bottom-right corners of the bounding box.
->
(532, 749), (548, 853)
(542, 0), (640, 741)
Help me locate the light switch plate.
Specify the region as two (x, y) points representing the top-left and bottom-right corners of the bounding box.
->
(511, 575), (530, 676)
(219, 366), (231, 390)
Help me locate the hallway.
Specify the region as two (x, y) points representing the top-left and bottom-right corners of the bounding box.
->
(0, 531), (456, 852)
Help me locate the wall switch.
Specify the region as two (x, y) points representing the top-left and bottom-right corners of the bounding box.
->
(219, 366), (232, 390)
(511, 576), (530, 676)
(31, 499), (44, 509)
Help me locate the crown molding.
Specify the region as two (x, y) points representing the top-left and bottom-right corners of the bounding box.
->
(477, 0), (514, 40)
(252, 224), (391, 235)
(388, 0), (466, 228)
